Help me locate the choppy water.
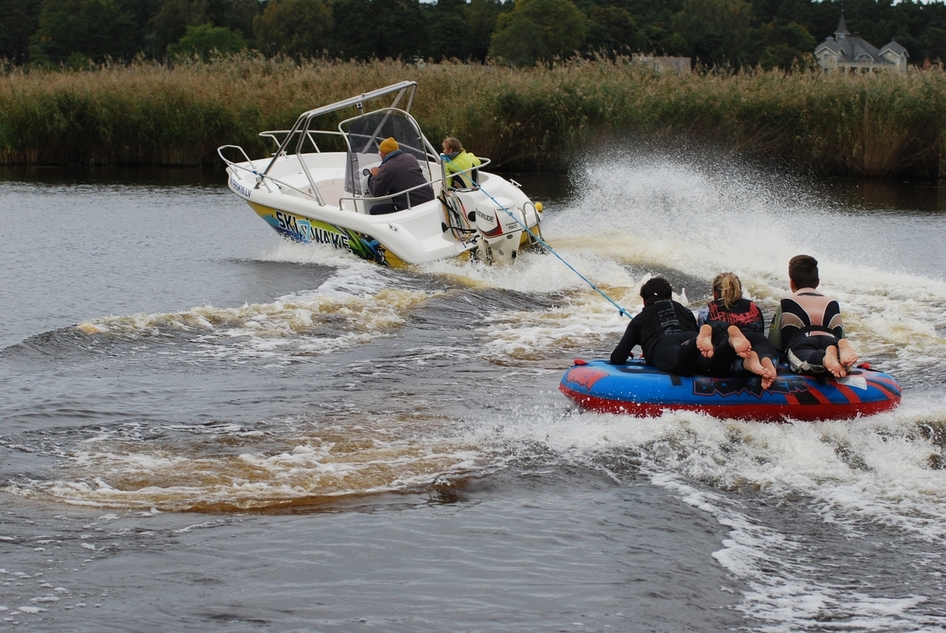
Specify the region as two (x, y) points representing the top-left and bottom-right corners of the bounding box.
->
(1, 158), (946, 632)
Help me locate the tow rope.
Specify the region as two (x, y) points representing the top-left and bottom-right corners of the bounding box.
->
(441, 154), (632, 318)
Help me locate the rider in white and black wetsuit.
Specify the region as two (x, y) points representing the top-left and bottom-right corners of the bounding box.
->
(768, 254), (855, 376)
(770, 288), (844, 374)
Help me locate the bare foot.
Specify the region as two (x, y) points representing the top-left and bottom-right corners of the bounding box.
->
(743, 350), (765, 380)
(760, 356), (777, 390)
(697, 324), (714, 358)
(824, 345), (846, 378)
(727, 326), (752, 358)
(743, 352), (776, 390)
(838, 339), (858, 371)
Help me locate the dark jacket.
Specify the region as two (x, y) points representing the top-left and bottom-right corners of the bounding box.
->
(368, 150), (435, 210)
(610, 299), (698, 365)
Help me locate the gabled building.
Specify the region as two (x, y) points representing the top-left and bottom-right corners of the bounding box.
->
(815, 15), (909, 74)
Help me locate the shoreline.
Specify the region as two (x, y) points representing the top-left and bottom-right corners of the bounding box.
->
(1, 58), (943, 180)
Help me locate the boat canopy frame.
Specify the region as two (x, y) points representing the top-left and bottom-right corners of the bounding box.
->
(338, 107), (440, 197)
(218, 80), (486, 211)
(256, 82), (437, 205)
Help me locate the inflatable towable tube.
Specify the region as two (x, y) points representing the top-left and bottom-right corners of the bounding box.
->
(559, 358), (901, 422)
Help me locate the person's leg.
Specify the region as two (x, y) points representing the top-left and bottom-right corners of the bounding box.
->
(823, 345), (847, 378)
(697, 324), (747, 376)
(676, 327), (734, 376)
(838, 339), (858, 370)
(744, 331), (778, 387)
(653, 332), (697, 374)
(696, 324), (714, 357)
(369, 203), (398, 215)
(727, 325), (752, 357)
(787, 336), (836, 376)
(742, 350), (776, 389)
(744, 332), (778, 365)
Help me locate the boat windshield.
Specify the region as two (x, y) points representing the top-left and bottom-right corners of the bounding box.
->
(340, 109), (433, 196)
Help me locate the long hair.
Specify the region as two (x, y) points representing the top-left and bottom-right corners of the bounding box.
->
(712, 272), (742, 309)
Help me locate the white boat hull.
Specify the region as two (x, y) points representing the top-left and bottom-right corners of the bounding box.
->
(226, 153), (540, 267)
(219, 82), (543, 268)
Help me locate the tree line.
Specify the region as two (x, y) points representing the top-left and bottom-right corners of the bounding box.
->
(1, 0), (945, 71)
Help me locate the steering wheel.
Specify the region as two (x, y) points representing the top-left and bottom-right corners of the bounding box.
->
(360, 161), (381, 194)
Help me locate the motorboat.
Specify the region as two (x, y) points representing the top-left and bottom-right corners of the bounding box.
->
(218, 81), (544, 267)
(560, 358), (902, 422)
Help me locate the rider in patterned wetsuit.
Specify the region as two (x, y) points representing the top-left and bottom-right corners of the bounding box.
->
(768, 254), (858, 378)
(697, 272), (778, 388)
(610, 277), (747, 377)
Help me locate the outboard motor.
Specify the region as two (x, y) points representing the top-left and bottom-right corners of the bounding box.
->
(468, 196), (524, 265)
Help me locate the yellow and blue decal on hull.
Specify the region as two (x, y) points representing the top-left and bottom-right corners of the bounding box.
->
(248, 202), (401, 267)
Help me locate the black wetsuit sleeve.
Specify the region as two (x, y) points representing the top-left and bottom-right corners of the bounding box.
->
(610, 312), (644, 364)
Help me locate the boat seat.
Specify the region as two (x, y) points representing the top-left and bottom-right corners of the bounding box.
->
(365, 195), (397, 215)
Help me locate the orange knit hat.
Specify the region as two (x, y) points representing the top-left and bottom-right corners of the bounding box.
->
(379, 137), (399, 154)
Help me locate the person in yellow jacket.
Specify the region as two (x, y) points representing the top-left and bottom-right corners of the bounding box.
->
(441, 137), (481, 189)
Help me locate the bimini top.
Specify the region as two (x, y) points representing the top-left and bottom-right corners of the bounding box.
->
(560, 359), (901, 422)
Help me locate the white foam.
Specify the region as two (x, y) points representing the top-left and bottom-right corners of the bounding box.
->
(462, 153), (946, 391)
(469, 402), (946, 630)
(76, 281), (436, 365)
(4, 419), (483, 512)
(256, 240), (365, 268)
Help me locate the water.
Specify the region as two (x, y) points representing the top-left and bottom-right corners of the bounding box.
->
(1, 157), (945, 632)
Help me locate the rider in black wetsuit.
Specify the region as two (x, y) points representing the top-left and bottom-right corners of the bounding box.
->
(610, 277), (740, 376)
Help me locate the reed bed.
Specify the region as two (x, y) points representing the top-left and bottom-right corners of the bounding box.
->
(1, 57), (944, 178)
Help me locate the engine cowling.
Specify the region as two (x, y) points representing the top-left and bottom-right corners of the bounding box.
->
(469, 196), (523, 264)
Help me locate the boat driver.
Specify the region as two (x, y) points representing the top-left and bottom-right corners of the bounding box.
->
(367, 137), (435, 215)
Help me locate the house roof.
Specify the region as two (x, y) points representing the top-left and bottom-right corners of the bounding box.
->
(881, 39), (909, 58)
(835, 15), (849, 38)
(814, 14), (903, 65)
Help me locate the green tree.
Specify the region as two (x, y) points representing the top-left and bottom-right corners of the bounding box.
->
(465, 0), (505, 62)
(331, 0), (427, 61)
(29, 0), (138, 65)
(0, 0), (41, 64)
(754, 20), (815, 70)
(489, 0), (587, 66)
(919, 26), (946, 64)
(489, 15), (547, 65)
(425, 0), (474, 61)
(168, 22), (247, 59)
(674, 0), (754, 68)
(255, 0), (333, 57)
(149, 0), (260, 58)
(373, 0), (429, 60)
(150, 0), (211, 55)
(117, 0), (164, 58)
(635, 23), (687, 56)
(330, 0), (372, 59)
(213, 0), (261, 44)
(585, 6), (636, 55)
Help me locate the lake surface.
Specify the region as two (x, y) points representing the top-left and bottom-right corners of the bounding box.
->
(2, 155), (946, 632)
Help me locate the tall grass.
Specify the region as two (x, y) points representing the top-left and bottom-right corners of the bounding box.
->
(1, 56), (943, 178)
